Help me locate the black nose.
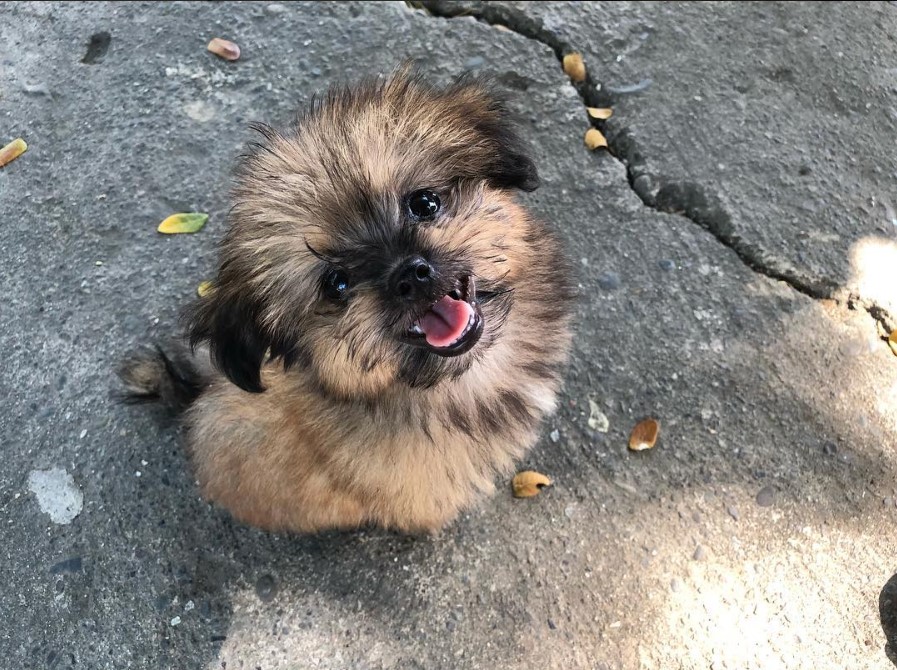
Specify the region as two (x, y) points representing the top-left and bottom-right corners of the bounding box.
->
(391, 256), (436, 301)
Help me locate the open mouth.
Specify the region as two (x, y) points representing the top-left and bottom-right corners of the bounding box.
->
(403, 276), (484, 356)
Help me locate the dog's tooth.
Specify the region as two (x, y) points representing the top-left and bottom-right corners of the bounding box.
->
(409, 324), (424, 336)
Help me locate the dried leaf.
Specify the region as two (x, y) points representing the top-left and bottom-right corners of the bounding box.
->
(512, 471), (552, 498)
(584, 128), (608, 150)
(207, 37), (241, 61)
(628, 418), (660, 451)
(197, 281), (214, 297)
(889, 330), (897, 357)
(158, 212), (209, 234)
(587, 107), (613, 120)
(0, 138), (27, 168)
(562, 53), (586, 82)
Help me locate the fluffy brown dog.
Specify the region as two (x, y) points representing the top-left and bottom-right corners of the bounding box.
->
(121, 69), (574, 534)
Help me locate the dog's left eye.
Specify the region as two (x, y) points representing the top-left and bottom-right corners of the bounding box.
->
(322, 268), (350, 302)
(406, 189), (441, 220)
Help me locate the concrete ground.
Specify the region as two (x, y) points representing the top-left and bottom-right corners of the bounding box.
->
(1, 2), (896, 668)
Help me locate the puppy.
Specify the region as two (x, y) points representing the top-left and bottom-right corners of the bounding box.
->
(121, 69), (574, 534)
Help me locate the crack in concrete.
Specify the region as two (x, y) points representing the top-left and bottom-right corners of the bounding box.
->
(417, 0), (896, 334)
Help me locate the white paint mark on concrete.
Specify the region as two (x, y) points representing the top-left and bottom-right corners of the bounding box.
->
(183, 100), (216, 122)
(27, 467), (83, 524)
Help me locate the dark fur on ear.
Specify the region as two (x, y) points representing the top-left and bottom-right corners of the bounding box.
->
(186, 291), (269, 394)
(474, 100), (540, 192)
(450, 73), (540, 192)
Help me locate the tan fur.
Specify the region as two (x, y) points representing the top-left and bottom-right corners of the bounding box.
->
(171, 70), (575, 534)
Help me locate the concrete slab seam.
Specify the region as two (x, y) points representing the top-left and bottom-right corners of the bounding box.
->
(416, 0), (896, 335)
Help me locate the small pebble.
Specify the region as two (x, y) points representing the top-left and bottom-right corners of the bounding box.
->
(170, 616), (181, 626)
(692, 545), (705, 561)
(79, 429), (87, 439)
(255, 574), (278, 603)
(596, 271), (621, 291)
(184, 600), (195, 612)
(726, 504), (740, 521)
(658, 259), (675, 271)
(464, 56), (485, 70)
(755, 486), (775, 507)
(670, 578), (682, 592)
(549, 429), (560, 443)
(265, 2), (286, 13)
(632, 173), (652, 195)
(564, 504), (576, 520)
(547, 619), (557, 630)
(587, 398), (609, 433)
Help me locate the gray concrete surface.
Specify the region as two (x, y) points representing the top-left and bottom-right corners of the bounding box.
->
(1, 2), (896, 669)
(426, 1), (897, 308)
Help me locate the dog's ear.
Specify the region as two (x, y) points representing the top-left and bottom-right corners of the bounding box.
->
(187, 290), (269, 393)
(477, 108), (540, 193)
(452, 78), (540, 192)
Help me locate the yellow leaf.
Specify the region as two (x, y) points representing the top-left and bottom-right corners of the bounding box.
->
(587, 107), (613, 120)
(512, 470), (552, 498)
(628, 418), (660, 451)
(158, 212), (209, 234)
(584, 128), (608, 150)
(0, 138), (27, 168)
(197, 281), (214, 297)
(889, 330), (897, 357)
(207, 37), (241, 61)
(562, 53), (586, 82)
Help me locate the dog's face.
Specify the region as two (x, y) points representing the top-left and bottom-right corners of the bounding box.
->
(190, 71), (568, 399)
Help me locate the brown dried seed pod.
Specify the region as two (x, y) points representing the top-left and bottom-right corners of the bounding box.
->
(584, 128), (608, 150)
(562, 53), (587, 82)
(587, 107), (613, 120)
(628, 418), (660, 451)
(512, 471), (552, 498)
(207, 38), (241, 61)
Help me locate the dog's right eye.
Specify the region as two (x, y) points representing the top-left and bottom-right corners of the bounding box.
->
(322, 268), (350, 302)
(406, 189), (441, 221)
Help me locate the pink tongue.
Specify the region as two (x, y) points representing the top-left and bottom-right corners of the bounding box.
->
(417, 295), (474, 348)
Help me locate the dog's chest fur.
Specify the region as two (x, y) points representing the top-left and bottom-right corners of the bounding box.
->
(185, 337), (564, 533)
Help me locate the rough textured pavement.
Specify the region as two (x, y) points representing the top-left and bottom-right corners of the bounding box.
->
(1, 2), (896, 668)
